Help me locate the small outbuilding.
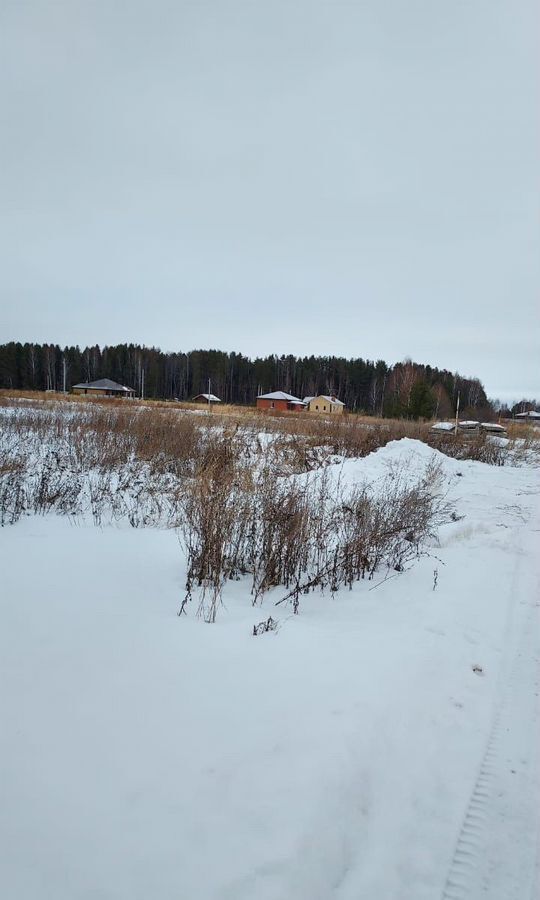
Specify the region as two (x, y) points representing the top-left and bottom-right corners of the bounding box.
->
(72, 378), (135, 397)
(192, 393), (222, 404)
(304, 395), (345, 414)
(256, 391), (305, 411)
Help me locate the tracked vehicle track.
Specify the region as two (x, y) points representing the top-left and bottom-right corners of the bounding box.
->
(441, 551), (540, 900)
(441, 712), (503, 899)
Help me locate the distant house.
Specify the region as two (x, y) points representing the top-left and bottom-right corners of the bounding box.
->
(256, 391), (305, 411)
(72, 378), (135, 398)
(304, 395), (345, 414)
(192, 393), (222, 404)
(514, 411), (540, 427)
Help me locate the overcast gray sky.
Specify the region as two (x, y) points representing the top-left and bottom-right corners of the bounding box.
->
(1, 1), (538, 401)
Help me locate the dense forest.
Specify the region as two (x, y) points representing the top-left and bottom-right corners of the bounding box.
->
(0, 341), (496, 419)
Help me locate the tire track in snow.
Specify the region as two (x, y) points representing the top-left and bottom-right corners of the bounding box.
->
(441, 533), (540, 900)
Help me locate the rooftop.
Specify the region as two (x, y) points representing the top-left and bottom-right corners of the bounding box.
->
(72, 378), (134, 392)
(193, 393), (221, 402)
(304, 395), (344, 405)
(257, 391), (304, 403)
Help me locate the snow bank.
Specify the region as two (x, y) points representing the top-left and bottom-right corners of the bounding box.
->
(296, 438), (457, 497)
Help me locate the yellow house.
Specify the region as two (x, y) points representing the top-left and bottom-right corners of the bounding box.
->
(303, 395), (345, 414)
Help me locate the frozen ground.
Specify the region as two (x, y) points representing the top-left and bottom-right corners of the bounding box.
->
(1, 440), (539, 899)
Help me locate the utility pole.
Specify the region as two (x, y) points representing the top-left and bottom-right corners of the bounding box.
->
(454, 391), (460, 437)
(62, 356), (67, 394)
(141, 368), (145, 401)
(208, 377), (212, 413)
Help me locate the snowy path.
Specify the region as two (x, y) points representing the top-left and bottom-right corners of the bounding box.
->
(441, 515), (540, 899)
(1, 442), (539, 899)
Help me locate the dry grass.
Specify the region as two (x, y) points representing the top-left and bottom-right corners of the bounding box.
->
(1, 395), (537, 620)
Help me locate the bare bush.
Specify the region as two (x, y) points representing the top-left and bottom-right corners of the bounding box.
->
(249, 469), (313, 603)
(178, 432), (254, 622)
(177, 451), (453, 620)
(428, 432), (523, 466)
(274, 460), (451, 610)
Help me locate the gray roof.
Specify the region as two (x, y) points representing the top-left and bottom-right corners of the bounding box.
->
(192, 393), (221, 402)
(257, 390), (304, 402)
(72, 378), (134, 392)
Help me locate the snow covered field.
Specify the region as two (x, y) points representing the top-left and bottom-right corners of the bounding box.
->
(1, 438), (539, 899)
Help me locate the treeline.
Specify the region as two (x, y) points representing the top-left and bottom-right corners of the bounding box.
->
(0, 341), (492, 418)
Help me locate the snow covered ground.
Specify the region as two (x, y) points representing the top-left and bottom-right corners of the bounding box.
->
(1, 440), (539, 899)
